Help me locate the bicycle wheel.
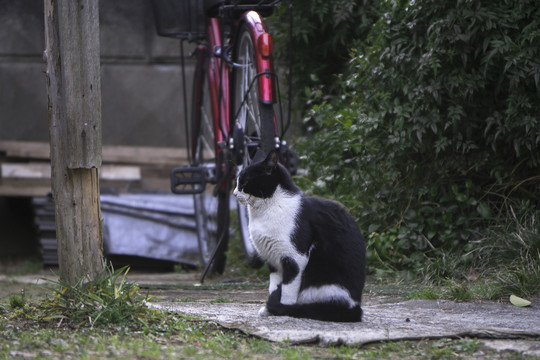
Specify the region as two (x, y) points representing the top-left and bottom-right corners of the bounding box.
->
(191, 48), (229, 275)
(232, 22), (277, 268)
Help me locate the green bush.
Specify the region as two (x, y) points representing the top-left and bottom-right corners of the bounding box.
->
(270, 0), (381, 96)
(299, 0), (540, 270)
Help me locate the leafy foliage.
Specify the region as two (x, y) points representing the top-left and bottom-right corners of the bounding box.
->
(270, 0), (381, 97)
(298, 0), (540, 271)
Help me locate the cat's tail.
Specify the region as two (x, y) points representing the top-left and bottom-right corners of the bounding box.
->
(266, 299), (362, 322)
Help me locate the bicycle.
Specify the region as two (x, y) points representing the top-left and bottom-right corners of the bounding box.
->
(151, 0), (296, 282)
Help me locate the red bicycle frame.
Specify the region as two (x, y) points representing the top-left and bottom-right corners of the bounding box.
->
(198, 11), (276, 159)
(163, 1), (289, 279)
(206, 17), (230, 157)
(242, 11), (275, 105)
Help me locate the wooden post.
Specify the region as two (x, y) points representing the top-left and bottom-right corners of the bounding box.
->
(44, 0), (104, 284)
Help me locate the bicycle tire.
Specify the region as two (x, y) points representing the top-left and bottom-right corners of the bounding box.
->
(191, 48), (229, 275)
(232, 22), (277, 268)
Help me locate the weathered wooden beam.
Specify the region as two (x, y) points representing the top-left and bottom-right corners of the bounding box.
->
(54, 1), (102, 168)
(1, 163), (142, 181)
(0, 179), (53, 197)
(44, 0), (104, 284)
(0, 141), (189, 165)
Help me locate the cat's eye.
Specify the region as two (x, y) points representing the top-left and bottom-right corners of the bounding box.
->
(237, 178), (246, 190)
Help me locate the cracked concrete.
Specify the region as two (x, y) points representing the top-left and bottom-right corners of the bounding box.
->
(151, 298), (540, 349)
(132, 273), (540, 355)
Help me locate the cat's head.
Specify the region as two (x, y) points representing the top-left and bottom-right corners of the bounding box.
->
(233, 150), (299, 206)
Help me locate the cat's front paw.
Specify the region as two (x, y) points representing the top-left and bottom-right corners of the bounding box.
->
(258, 306), (270, 317)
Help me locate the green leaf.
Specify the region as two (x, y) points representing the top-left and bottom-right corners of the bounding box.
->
(477, 202), (491, 218)
(509, 295), (531, 307)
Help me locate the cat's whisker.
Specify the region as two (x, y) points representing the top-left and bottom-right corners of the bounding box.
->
(248, 196), (257, 207)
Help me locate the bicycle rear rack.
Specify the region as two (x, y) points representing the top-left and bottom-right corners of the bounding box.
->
(170, 164), (215, 195)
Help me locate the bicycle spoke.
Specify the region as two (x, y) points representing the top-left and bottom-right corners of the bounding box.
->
(246, 92), (261, 134)
(201, 107), (214, 159)
(237, 40), (265, 144)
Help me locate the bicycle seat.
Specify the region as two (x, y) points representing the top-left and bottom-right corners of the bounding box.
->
(204, 0), (275, 18)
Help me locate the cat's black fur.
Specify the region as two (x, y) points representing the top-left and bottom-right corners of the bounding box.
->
(234, 150), (366, 322)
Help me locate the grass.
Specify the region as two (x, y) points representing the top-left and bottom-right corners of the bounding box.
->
(210, 297), (233, 303)
(8, 290), (27, 309)
(2, 262), (535, 359)
(412, 208), (540, 302)
(8, 272), (540, 358)
(2, 319), (533, 360)
(1, 204), (538, 359)
(0, 259), (43, 275)
(405, 278), (511, 302)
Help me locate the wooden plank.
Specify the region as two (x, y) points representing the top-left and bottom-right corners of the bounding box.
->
(1, 163), (141, 181)
(100, 165), (141, 181)
(0, 174), (172, 197)
(102, 145), (188, 165)
(0, 141), (50, 160)
(1, 163), (50, 179)
(0, 179), (52, 197)
(0, 141), (188, 196)
(0, 141), (189, 165)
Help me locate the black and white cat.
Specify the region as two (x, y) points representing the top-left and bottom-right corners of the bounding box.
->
(233, 150), (366, 322)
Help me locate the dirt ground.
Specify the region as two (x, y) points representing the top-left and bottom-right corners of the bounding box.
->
(127, 272), (406, 306)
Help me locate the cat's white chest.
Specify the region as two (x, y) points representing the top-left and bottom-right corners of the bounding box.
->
(247, 187), (301, 267)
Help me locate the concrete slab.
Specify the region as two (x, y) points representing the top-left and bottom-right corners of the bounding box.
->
(151, 299), (540, 346)
(481, 339), (540, 357)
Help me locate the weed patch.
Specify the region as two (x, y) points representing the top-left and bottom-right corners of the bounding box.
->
(40, 263), (154, 329)
(8, 290), (26, 309)
(422, 209), (540, 299)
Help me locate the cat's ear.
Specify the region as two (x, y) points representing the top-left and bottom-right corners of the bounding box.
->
(252, 149), (267, 164)
(263, 150), (278, 174)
